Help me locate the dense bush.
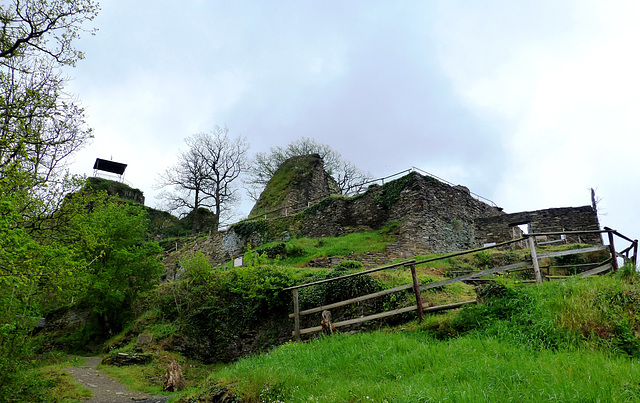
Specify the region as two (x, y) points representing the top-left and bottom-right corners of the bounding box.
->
(298, 264), (381, 310)
(152, 263), (297, 362)
(449, 283), (574, 350)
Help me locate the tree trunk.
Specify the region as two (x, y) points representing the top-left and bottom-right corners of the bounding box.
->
(163, 360), (185, 391)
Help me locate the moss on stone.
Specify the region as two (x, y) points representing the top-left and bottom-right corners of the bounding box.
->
(86, 177), (145, 204)
(374, 173), (415, 209)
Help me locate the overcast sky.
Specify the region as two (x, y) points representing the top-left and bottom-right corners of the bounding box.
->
(65, 1), (640, 240)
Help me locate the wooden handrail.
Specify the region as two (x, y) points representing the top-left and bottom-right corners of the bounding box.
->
(282, 260), (415, 291)
(287, 227), (636, 341)
(289, 282), (415, 318)
(522, 229), (608, 237)
(293, 300), (477, 336)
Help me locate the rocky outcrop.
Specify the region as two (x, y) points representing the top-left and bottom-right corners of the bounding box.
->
(249, 154), (340, 218)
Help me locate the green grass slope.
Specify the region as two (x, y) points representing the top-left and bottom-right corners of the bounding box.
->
(181, 270), (640, 402)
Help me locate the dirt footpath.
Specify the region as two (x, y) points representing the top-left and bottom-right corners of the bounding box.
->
(65, 357), (171, 403)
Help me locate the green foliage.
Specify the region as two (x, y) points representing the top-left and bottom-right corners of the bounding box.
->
(616, 261), (639, 284)
(197, 331), (640, 402)
(298, 264), (384, 311)
(232, 218), (270, 238)
(374, 173), (414, 209)
(85, 177), (144, 202)
(220, 265), (295, 310)
(300, 194), (342, 216)
(284, 242), (308, 258)
(474, 250), (492, 266)
(258, 242), (286, 259)
(150, 264), (298, 362)
(181, 251), (212, 282)
(277, 229), (394, 266)
(0, 190), (81, 391)
(242, 244), (269, 267)
(449, 283), (575, 350)
(65, 195), (164, 331)
(335, 260), (364, 270)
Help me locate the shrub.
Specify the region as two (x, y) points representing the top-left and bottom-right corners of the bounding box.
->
(335, 260), (364, 270)
(449, 283), (575, 350)
(474, 250), (492, 266)
(616, 261), (639, 284)
(285, 243), (307, 257)
(180, 251), (212, 282)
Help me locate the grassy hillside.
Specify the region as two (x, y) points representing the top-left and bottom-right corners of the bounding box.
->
(180, 271), (640, 402)
(25, 225), (637, 402)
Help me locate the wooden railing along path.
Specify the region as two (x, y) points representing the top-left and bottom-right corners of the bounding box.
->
(284, 228), (638, 341)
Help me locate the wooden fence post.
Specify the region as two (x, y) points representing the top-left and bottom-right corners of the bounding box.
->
(410, 264), (424, 322)
(606, 229), (619, 271)
(528, 236), (543, 284)
(293, 289), (301, 342)
(633, 240), (638, 268)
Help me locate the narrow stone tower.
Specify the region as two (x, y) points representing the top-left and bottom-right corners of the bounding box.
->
(249, 154), (340, 218)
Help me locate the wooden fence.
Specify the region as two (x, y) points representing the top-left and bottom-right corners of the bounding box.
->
(283, 228), (638, 341)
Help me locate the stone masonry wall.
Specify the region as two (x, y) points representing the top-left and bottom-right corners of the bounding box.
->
(384, 173), (504, 255)
(475, 206), (602, 246)
(165, 172), (602, 271)
(225, 172), (505, 260)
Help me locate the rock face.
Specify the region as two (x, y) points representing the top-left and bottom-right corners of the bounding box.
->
(249, 154), (340, 218)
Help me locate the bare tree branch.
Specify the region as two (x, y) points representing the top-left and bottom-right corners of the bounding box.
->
(156, 127), (249, 230)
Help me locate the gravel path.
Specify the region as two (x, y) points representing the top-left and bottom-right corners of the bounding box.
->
(65, 357), (172, 403)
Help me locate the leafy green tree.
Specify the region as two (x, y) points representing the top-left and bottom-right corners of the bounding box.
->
(68, 195), (164, 332)
(0, 1), (101, 397)
(0, 0), (98, 225)
(0, 188), (77, 393)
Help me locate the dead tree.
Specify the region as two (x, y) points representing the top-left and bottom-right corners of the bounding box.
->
(163, 360), (186, 392)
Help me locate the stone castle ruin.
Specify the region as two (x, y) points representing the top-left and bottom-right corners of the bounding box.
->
(249, 153), (341, 218)
(176, 155), (601, 267)
(94, 154), (601, 268)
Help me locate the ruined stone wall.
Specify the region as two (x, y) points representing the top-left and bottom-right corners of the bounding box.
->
(166, 172), (602, 272)
(383, 173), (504, 255)
(249, 154), (340, 218)
(475, 206), (602, 245)
(208, 172), (505, 263)
(290, 190), (391, 238)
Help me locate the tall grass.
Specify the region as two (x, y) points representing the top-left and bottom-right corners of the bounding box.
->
(199, 331), (640, 402)
(184, 274), (640, 402)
